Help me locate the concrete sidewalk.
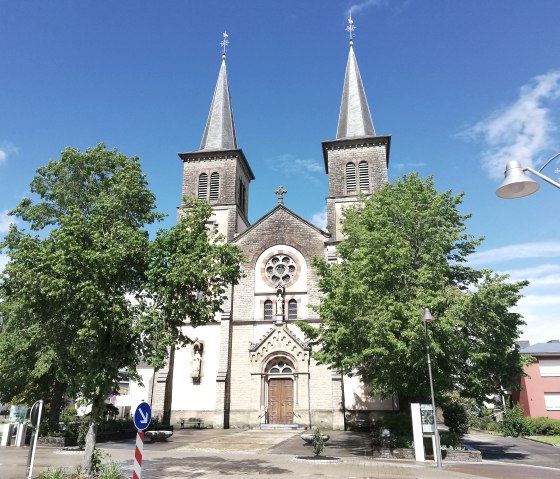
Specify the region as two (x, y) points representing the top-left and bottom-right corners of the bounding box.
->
(1, 428), (559, 478)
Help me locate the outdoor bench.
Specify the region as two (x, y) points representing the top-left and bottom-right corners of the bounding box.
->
(179, 417), (205, 428)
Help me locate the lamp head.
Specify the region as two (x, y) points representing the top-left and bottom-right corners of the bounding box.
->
(496, 160), (540, 199)
(421, 308), (435, 323)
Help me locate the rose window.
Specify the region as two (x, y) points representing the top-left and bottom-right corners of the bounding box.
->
(264, 254), (297, 287)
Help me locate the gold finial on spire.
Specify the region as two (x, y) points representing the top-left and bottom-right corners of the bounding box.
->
(346, 15), (355, 44)
(221, 31), (229, 58)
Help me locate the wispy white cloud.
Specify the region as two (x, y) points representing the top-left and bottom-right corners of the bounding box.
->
(0, 210), (17, 233)
(499, 263), (560, 288)
(465, 71), (560, 179)
(348, 0), (388, 16)
(267, 154), (323, 183)
(469, 241), (560, 266)
(311, 209), (327, 229)
(0, 141), (19, 165)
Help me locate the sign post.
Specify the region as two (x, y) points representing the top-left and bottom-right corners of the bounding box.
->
(132, 402), (152, 479)
(27, 400), (43, 479)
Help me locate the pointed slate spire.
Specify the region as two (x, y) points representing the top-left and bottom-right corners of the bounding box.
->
(199, 32), (238, 151)
(336, 17), (376, 140)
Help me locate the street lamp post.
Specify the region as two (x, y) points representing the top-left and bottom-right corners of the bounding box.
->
(421, 308), (443, 468)
(496, 152), (560, 199)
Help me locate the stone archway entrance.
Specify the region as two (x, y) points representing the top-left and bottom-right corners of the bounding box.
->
(268, 378), (293, 424)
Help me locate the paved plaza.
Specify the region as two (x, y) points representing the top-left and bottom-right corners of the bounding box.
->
(1, 428), (559, 478)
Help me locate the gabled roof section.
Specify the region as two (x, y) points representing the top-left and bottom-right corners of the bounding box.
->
(232, 204), (330, 243)
(249, 324), (311, 365)
(249, 323), (311, 353)
(199, 54), (238, 151)
(336, 42), (376, 140)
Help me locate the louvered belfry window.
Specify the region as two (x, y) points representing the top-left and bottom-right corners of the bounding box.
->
(359, 161), (369, 192)
(209, 172), (219, 201)
(288, 299), (297, 320)
(346, 162), (356, 193)
(264, 300), (273, 320)
(198, 173), (208, 199)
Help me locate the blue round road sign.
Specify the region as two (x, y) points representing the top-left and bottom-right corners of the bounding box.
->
(133, 402), (152, 431)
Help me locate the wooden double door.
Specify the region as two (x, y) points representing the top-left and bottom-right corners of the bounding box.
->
(267, 378), (294, 424)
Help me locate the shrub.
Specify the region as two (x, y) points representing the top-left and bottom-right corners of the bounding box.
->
(38, 467), (69, 479)
(525, 416), (560, 436)
(61, 407), (78, 423)
(442, 399), (470, 434)
(379, 413), (412, 437)
(99, 461), (126, 479)
(501, 404), (529, 437)
(312, 427), (325, 456)
(440, 431), (463, 450)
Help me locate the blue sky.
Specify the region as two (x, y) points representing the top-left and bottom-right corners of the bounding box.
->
(1, 0), (559, 344)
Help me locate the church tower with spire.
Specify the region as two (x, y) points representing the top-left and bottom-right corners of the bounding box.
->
(323, 17), (390, 242)
(135, 24), (398, 432)
(179, 33), (254, 242)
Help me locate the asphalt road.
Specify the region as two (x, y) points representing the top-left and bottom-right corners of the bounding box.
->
(463, 431), (560, 469)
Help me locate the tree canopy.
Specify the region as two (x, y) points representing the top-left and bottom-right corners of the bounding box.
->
(0, 144), (243, 475)
(299, 174), (528, 406)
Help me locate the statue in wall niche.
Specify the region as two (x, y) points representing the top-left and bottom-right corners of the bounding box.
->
(276, 288), (284, 316)
(191, 344), (202, 378)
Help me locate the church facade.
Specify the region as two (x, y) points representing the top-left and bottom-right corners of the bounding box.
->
(132, 30), (397, 430)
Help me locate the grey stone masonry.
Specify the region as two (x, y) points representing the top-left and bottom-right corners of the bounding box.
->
(232, 206), (330, 322)
(322, 135), (390, 241)
(179, 148), (254, 241)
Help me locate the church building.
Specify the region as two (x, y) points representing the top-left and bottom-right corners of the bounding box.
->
(138, 22), (396, 430)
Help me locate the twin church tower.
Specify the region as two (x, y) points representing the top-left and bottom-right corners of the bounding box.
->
(147, 20), (394, 429)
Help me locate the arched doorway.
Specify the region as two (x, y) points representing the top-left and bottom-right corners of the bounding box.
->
(266, 358), (294, 424)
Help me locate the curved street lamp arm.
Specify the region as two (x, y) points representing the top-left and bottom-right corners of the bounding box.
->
(537, 151), (560, 174)
(524, 166), (560, 189)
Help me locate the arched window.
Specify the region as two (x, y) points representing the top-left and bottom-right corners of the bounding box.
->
(238, 179), (246, 212)
(359, 161), (369, 192)
(264, 300), (273, 320)
(346, 162), (356, 194)
(198, 173), (208, 199)
(268, 359), (294, 374)
(288, 299), (297, 320)
(209, 172), (219, 201)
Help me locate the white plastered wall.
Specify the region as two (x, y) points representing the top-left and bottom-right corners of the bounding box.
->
(170, 323), (221, 412)
(343, 375), (396, 411)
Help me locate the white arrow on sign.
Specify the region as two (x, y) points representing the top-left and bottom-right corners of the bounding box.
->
(138, 407), (149, 424)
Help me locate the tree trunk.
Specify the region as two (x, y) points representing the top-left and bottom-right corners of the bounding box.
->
(81, 399), (103, 476)
(162, 346), (175, 426)
(49, 381), (65, 426)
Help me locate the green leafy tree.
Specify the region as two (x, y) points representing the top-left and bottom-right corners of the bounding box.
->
(0, 144), (162, 475)
(299, 174), (527, 407)
(0, 146), (244, 476)
(137, 199), (244, 423)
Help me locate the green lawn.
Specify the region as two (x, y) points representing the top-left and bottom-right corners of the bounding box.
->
(527, 435), (560, 446)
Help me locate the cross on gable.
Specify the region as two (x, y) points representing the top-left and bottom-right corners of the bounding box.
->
(275, 186), (287, 205)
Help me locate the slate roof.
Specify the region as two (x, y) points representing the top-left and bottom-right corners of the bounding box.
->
(521, 341), (560, 355)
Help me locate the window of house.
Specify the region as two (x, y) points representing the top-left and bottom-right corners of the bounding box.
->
(198, 173), (208, 199)
(209, 172), (219, 201)
(544, 392), (560, 410)
(346, 162), (356, 193)
(264, 300), (273, 320)
(359, 161), (369, 192)
(539, 359), (560, 376)
(288, 299), (297, 320)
